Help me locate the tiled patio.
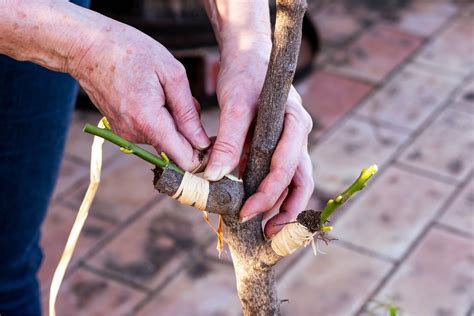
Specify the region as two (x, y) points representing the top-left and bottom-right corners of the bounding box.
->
(40, 1), (474, 315)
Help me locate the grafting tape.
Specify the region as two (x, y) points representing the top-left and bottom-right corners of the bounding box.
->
(271, 222), (315, 256)
(171, 171), (210, 211)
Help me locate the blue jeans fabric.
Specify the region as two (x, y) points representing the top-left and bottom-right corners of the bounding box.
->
(0, 1), (90, 315)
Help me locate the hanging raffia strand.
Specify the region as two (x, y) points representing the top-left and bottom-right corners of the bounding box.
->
(49, 118), (105, 316)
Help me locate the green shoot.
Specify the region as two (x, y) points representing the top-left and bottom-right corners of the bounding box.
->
(319, 165), (378, 228)
(83, 123), (183, 175)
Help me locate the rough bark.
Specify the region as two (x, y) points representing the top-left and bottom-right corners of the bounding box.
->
(153, 166), (244, 216)
(222, 1), (307, 315)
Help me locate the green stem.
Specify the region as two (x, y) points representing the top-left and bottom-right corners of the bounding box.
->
(319, 165), (378, 227)
(83, 124), (183, 174)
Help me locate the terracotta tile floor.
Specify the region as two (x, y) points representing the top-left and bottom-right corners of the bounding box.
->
(41, 1), (474, 315)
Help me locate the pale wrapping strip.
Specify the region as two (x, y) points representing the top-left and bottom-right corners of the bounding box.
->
(271, 222), (315, 257)
(171, 171), (209, 211)
(171, 172), (242, 211)
(171, 171), (222, 255)
(49, 120), (105, 316)
(171, 172), (242, 256)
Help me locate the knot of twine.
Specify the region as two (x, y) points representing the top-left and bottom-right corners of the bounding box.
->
(172, 171), (210, 211)
(271, 222), (315, 257)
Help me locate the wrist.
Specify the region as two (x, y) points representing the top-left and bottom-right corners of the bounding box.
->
(205, 0), (272, 61)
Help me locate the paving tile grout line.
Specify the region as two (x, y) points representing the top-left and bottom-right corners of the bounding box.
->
(354, 68), (474, 136)
(351, 112), (413, 135)
(54, 153), (126, 204)
(394, 161), (462, 186)
(130, 262), (190, 314)
(53, 158), (91, 202)
(466, 303), (474, 316)
(78, 195), (164, 265)
(81, 262), (151, 293)
(375, 68), (474, 181)
(63, 151), (120, 168)
(334, 240), (396, 264)
(353, 168), (474, 315)
(62, 153), (89, 167)
(433, 222), (473, 240)
(451, 104), (474, 116)
(130, 236), (218, 314)
(431, 168), (474, 229)
(272, 247), (310, 280)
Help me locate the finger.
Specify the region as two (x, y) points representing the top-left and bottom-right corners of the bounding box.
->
(240, 101), (312, 221)
(192, 97), (201, 114)
(148, 106), (202, 171)
(288, 85), (302, 104)
(262, 188), (288, 222)
(238, 125), (253, 178)
(264, 150), (314, 238)
(204, 101), (255, 181)
(161, 62), (211, 150)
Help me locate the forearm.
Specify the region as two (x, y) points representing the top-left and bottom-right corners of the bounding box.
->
(0, 0), (106, 73)
(204, 0), (272, 59)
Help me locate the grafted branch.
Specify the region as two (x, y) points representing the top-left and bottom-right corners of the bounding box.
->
(84, 123), (245, 216)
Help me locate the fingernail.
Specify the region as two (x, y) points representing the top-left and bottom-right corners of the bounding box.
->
(204, 163), (224, 181)
(240, 213), (257, 223)
(196, 130), (211, 149)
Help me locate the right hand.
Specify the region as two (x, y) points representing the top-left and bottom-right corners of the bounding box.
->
(66, 19), (210, 171)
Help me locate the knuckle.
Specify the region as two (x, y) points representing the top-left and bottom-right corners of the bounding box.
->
(303, 111), (313, 133)
(167, 62), (187, 83)
(174, 104), (198, 124)
(259, 191), (276, 211)
(288, 104), (313, 134)
(285, 110), (299, 126)
(306, 176), (315, 192)
(223, 103), (253, 120)
(289, 86), (302, 103)
(272, 166), (294, 187)
(212, 140), (240, 164)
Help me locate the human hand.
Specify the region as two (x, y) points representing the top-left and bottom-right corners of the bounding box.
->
(204, 47), (314, 238)
(67, 18), (210, 171)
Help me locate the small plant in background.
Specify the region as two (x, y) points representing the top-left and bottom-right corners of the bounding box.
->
(368, 299), (404, 316)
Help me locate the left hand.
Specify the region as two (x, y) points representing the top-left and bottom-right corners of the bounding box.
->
(203, 47), (314, 238)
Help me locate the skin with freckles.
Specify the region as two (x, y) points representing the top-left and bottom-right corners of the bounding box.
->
(68, 23), (212, 171)
(0, 0), (314, 236)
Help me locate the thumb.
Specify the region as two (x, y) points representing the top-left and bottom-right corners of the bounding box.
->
(204, 104), (254, 181)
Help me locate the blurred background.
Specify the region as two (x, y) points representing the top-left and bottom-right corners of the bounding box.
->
(41, 0), (473, 315)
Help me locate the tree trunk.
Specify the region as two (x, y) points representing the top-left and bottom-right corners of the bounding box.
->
(222, 1), (307, 314)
